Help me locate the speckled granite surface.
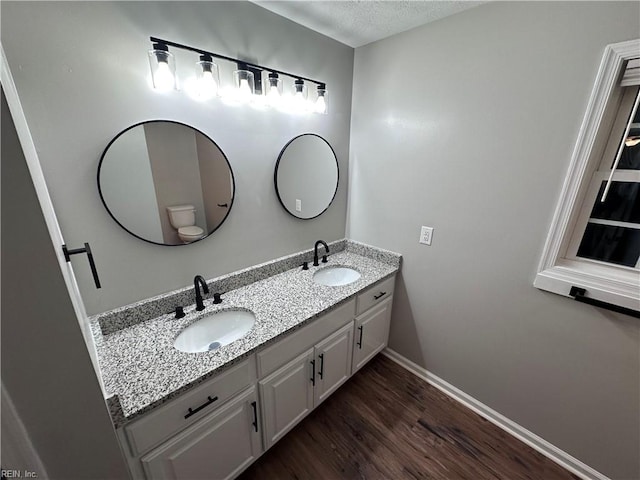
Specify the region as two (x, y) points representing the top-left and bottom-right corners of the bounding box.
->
(91, 241), (401, 427)
(96, 239), (347, 335)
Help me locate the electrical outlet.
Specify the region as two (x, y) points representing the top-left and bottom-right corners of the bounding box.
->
(419, 226), (433, 245)
(295, 199), (302, 212)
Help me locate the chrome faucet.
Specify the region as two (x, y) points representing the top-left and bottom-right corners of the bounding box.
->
(194, 275), (209, 311)
(313, 240), (329, 266)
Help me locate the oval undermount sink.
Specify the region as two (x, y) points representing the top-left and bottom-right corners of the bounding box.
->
(174, 310), (255, 353)
(313, 266), (361, 287)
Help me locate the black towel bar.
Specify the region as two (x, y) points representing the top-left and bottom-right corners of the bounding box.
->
(62, 243), (101, 289)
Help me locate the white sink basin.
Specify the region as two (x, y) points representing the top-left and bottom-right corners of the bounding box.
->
(174, 310), (255, 353)
(313, 266), (361, 287)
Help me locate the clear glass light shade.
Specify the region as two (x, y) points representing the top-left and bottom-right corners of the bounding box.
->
(148, 49), (176, 91)
(315, 88), (328, 114)
(195, 60), (219, 100)
(266, 76), (282, 107)
(233, 70), (255, 103)
(293, 81), (308, 100)
(291, 81), (309, 113)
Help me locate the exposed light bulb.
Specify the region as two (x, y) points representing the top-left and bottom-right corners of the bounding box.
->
(154, 61), (175, 91)
(238, 78), (252, 103)
(292, 91), (306, 112)
(315, 95), (327, 114)
(267, 87), (281, 107)
(290, 80), (310, 113)
(197, 70), (217, 100)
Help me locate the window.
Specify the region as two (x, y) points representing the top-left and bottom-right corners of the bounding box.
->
(535, 39), (640, 313)
(568, 86), (640, 269)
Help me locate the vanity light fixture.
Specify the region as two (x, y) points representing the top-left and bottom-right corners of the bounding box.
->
(315, 84), (328, 114)
(148, 42), (177, 91)
(293, 79), (307, 98)
(147, 36), (328, 114)
(266, 72), (282, 107)
(195, 54), (219, 100)
(234, 64), (256, 104)
(291, 79), (309, 113)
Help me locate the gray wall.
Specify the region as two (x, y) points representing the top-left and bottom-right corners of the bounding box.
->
(1, 1), (353, 315)
(348, 2), (640, 478)
(1, 91), (129, 479)
(99, 124), (163, 243)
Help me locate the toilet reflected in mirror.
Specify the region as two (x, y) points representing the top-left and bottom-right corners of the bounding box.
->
(167, 205), (204, 243)
(98, 121), (235, 246)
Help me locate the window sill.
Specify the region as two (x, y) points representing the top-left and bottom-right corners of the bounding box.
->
(534, 260), (639, 312)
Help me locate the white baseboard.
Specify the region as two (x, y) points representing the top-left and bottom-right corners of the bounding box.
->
(381, 348), (609, 480)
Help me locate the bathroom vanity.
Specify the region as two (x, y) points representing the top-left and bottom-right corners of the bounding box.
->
(91, 240), (400, 479)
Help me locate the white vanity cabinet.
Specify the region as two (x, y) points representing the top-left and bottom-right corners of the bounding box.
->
(352, 297), (392, 373)
(259, 322), (353, 449)
(257, 274), (395, 451)
(259, 348), (315, 449)
(140, 387), (261, 480)
(314, 322), (354, 406)
(352, 275), (395, 373)
(120, 358), (261, 480)
(118, 274), (397, 480)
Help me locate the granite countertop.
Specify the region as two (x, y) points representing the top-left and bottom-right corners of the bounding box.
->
(92, 243), (400, 427)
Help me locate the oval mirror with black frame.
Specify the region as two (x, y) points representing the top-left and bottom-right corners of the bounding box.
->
(274, 133), (339, 219)
(97, 120), (235, 246)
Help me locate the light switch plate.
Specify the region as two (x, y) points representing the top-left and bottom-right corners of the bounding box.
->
(295, 199), (302, 212)
(419, 226), (433, 245)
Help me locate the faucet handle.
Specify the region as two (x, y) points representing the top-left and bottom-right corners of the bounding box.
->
(175, 306), (185, 319)
(322, 255), (328, 263)
(302, 261), (309, 270)
(212, 293), (222, 304)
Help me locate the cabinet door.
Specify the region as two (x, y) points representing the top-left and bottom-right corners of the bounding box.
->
(141, 387), (261, 480)
(314, 322), (353, 407)
(352, 297), (392, 373)
(259, 348), (314, 449)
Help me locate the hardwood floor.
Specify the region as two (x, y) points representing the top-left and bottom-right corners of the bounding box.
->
(240, 354), (579, 480)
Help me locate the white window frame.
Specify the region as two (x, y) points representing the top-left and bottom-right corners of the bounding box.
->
(534, 39), (640, 312)
(565, 86), (640, 268)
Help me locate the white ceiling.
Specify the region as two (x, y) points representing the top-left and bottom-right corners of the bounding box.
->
(252, 1), (485, 48)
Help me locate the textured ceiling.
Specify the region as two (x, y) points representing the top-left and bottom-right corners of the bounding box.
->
(252, 1), (485, 48)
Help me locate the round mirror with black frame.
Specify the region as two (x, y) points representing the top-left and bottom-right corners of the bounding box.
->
(274, 133), (339, 220)
(97, 120), (235, 246)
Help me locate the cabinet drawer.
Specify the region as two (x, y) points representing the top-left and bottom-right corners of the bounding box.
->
(125, 357), (255, 456)
(257, 299), (355, 378)
(356, 275), (396, 315)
